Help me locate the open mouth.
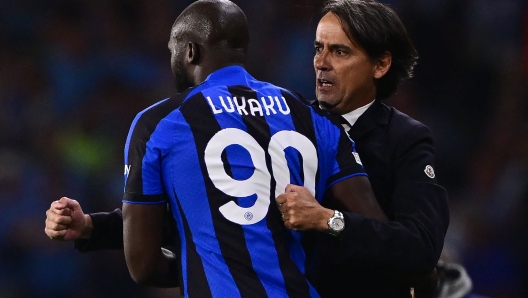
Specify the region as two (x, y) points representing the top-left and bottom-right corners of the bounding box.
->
(317, 78), (335, 88)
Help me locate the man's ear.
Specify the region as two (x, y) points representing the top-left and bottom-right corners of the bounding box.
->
(187, 42), (200, 65)
(373, 51), (392, 79)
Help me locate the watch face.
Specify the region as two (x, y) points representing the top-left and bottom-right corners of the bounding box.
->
(330, 218), (344, 231)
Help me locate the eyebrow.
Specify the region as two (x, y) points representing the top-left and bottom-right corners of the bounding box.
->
(314, 40), (352, 51)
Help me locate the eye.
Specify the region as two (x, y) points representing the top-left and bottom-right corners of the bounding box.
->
(336, 49), (344, 55)
(314, 45), (322, 54)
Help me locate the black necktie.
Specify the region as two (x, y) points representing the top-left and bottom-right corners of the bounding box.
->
(340, 116), (352, 137)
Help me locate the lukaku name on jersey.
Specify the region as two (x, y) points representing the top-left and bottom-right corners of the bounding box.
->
(206, 95), (291, 117)
(123, 66), (366, 298)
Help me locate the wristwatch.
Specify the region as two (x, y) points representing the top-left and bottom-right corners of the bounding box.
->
(327, 210), (345, 236)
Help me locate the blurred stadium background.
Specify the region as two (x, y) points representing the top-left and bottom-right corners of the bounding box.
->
(0, 0), (527, 297)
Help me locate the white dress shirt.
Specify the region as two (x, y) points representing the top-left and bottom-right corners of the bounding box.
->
(340, 100), (375, 131)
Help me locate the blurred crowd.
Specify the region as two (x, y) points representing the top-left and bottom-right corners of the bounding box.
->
(0, 0), (527, 297)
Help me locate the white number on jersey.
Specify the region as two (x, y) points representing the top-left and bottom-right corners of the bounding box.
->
(204, 128), (318, 225)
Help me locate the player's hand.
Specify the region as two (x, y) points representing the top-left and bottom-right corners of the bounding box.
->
(44, 197), (93, 241)
(276, 184), (333, 231)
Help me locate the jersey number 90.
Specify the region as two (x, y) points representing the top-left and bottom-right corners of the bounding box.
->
(204, 128), (318, 225)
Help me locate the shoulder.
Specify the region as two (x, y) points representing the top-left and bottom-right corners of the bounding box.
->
(389, 107), (432, 135)
(282, 90), (343, 125)
(126, 92), (190, 147)
(266, 86), (343, 128)
(381, 106), (441, 183)
(131, 90), (191, 129)
(383, 105), (435, 159)
(257, 80), (315, 108)
(279, 87), (314, 106)
(136, 93), (188, 123)
(387, 106), (434, 143)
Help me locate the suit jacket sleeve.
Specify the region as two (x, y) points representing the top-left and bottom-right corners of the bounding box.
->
(324, 123), (449, 274)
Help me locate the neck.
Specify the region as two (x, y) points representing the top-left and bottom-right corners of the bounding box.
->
(336, 88), (377, 115)
(192, 60), (245, 85)
(348, 98), (375, 113)
(191, 46), (247, 84)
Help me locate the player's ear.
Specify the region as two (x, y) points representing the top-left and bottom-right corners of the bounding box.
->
(373, 51), (391, 79)
(187, 42), (200, 65)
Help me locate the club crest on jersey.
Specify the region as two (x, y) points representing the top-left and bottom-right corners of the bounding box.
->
(244, 212), (253, 221)
(424, 165), (435, 179)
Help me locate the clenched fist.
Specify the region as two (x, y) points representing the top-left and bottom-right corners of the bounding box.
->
(276, 184), (333, 231)
(44, 197), (93, 241)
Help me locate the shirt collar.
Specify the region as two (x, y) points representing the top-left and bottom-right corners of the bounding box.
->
(341, 100), (375, 127)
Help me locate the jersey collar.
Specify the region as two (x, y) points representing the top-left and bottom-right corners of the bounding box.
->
(203, 65), (253, 85)
(186, 65), (253, 100)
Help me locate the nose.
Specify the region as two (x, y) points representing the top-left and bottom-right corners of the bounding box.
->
(314, 50), (330, 72)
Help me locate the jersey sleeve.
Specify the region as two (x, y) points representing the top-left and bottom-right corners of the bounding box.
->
(122, 110), (168, 205)
(326, 122), (367, 187)
(74, 209), (125, 251)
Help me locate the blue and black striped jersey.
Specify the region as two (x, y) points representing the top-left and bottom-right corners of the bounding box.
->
(122, 66), (366, 298)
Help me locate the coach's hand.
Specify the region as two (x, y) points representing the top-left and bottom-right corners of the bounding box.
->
(276, 184), (333, 231)
(45, 197), (93, 241)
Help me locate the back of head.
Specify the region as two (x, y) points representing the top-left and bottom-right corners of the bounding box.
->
(322, 0), (418, 99)
(173, 0), (249, 64)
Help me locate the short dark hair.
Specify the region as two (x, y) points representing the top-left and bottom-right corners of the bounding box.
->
(322, 0), (418, 99)
(174, 0), (249, 64)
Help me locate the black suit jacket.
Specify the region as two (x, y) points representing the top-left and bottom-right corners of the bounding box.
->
(76, 99), (449, 298)
(308, 99), (449, 297)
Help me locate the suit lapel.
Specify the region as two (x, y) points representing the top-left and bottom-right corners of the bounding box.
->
(309, 98), (390, 140)
(347, 99), (390, 140)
